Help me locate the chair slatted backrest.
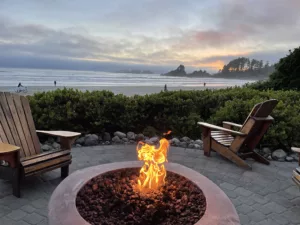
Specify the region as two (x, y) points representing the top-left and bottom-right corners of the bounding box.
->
(0, 92), (41, 158)
(230, 99), (278, 153)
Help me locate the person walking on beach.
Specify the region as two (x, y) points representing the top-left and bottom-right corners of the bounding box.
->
(54, 81), (57, 86)
(18, 82), (23, 87)
(164, 84), (168, 92)
(203, 82), (206, 87)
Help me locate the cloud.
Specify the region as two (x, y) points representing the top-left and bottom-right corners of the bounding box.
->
(0, 0), (299, 72)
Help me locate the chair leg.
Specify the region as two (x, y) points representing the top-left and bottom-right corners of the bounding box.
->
(12, 168), (21, 198)
(251, 151), (270, 165)
(61, 165), (69, 178)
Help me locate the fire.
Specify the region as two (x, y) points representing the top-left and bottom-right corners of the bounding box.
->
(136, 138), (170, 192)
(163, 130), (172, 135)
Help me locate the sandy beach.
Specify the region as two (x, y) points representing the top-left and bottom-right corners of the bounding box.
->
(0, 85), (227, 96)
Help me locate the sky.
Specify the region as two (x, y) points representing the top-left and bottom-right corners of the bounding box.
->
(0, 0), (299, 73)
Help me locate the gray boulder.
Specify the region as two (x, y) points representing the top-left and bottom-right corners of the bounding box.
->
(180, 136), (191, 143)
(104, 141), (111, 145)
(102, 132), (111, 141)
(84, 134), (99, 146)
(52, 142), (60, 150)
(188, 143), (195, 149)
(130, 140), (136, 144)
(135, 133), (145, 141)
(150, 136), (159, 144)
(41, 144), (52, 152)
(112, 136), (122, 143)
(194, 139), (203, 146)
(291, 153), (299, 162)
(75, 137), (85, 145)
(179, 142), (188, 148)
(127, 132), (136, 140)
(285, 156), (294, 162)
(75, 144), (82, 147)
(122, 138), (129, 142)
(262, 147), (271, 155)
(171, 138), (180, 146)
(272, 149), (287, 161)
(46, 137), (55, 144)
(114, 131), (126, 139)
(194, 144), (201, 149)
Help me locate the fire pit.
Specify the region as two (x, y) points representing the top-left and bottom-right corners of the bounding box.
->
(49, 138), (240, 225)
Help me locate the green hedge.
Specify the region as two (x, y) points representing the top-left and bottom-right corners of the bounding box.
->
(29, 88), (300, 150)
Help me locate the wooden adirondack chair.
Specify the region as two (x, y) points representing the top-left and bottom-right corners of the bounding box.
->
(0, 92), (80, 197)
(291, 147), (300, 187)
(198, 99), (278, 169)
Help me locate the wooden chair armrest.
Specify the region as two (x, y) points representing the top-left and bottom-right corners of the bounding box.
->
(36, 130), (81, 150)
(291, 147), (300, 153)
(197, 122), (246, 136)
(251, 115), (274, 121)
(36, 130), (81, 138)
(222, 121), (243, 128)
(0, 143), (20, 155)
(0, 143), (20, 168)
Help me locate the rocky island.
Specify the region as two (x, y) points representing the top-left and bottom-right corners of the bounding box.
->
(161, 65), (211, 77)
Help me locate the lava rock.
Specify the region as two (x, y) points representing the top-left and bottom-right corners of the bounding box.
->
(103, 132), (111, 141)
(129, 140), (136, 144)
(104, 141), (111, 145)
(272, 149), (287, 161)
(76, 144), (82, 147)
(127, 132), (136, 140)
(285, 156), (294, 162)
(135, 133), (145, 141)
(188, 143), (195, 149)
(267, 155), (272, 160)
(262, 147), (271, 155)
(114, 131), (126, 139)
(76, 168), (206, 225)
(180, 136), (191, 143)
(41, 144), (52, 152)
(179, 142), (188, 148)
(75, 137), (85, 145)
(52, 142), (60, 150)
(84, 134), (99, 146)
(194, 144), (201, 149)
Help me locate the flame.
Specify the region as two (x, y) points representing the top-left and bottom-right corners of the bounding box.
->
(136, 138), (169, 192)
(163, 130), (172, 135)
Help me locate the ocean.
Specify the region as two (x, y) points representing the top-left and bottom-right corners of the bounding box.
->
(0, 68), (254, 87)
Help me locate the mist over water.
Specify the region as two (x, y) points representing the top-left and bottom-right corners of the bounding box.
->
(0, 68), (254, 87)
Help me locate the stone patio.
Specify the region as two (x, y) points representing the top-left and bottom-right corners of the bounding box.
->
(0, 145), (300, 225)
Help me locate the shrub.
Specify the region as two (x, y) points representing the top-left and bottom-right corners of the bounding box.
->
(29, 87), (300, 149)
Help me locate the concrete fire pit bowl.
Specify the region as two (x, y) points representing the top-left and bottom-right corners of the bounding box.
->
(49, 161), (240, 225)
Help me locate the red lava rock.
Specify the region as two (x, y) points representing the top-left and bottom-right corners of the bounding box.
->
(76, 168), (206, 225)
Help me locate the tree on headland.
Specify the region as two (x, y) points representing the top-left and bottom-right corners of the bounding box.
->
(269, 47), (300, 90)
(161, 57), (274, 78)
(221, 57), (274, 75)
(246, 46), (300, 90)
